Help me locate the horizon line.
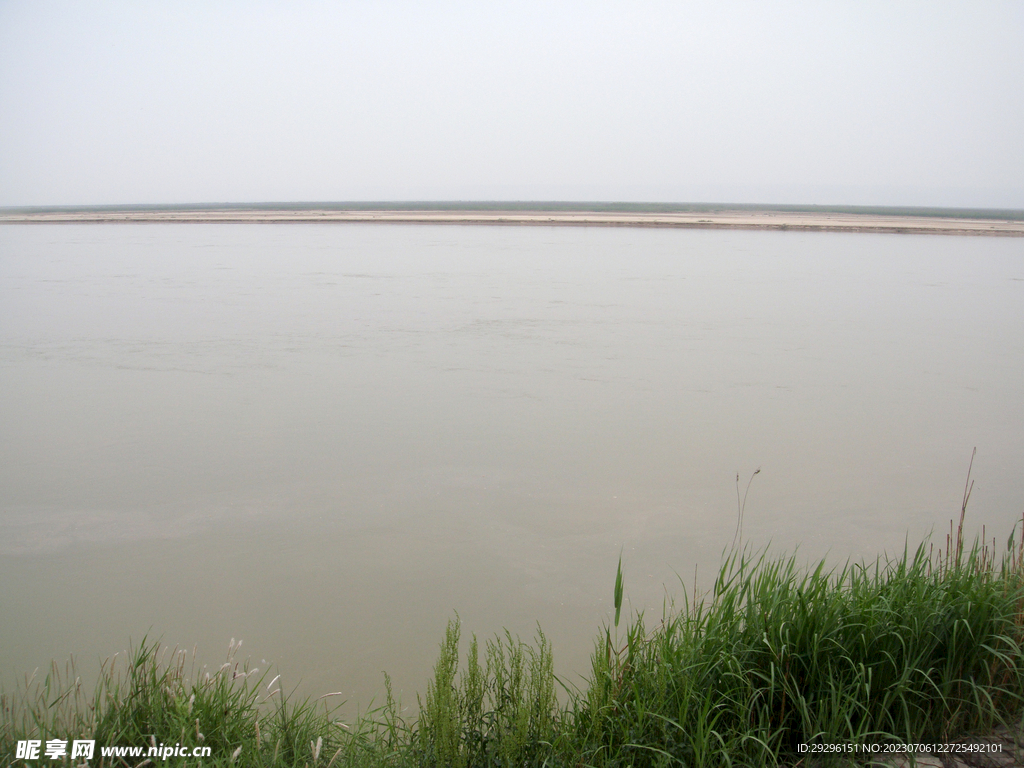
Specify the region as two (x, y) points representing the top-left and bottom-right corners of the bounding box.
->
(3, 200), (1024, 221)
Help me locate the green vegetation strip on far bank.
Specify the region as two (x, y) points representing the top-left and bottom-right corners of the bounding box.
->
(4, 516), (1024, 767)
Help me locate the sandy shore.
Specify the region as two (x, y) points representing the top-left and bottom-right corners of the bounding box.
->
(2, 208), (1023, 236)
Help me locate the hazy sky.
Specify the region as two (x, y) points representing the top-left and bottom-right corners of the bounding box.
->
(1, 1), (1022, 207)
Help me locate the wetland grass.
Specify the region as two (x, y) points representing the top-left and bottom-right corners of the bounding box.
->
(4, 510), (1024, 767)
(577, 531), (1024, 766)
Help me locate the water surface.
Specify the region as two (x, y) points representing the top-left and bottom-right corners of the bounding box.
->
(1, 224), (1022, 707)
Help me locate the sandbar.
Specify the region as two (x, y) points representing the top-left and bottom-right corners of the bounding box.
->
(2, 207), (1022, 236)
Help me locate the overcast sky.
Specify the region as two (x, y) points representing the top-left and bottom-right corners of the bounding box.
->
(1, 1), (1022, 208)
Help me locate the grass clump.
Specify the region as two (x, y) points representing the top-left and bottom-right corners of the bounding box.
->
(414, 619), (560, 767)
(3, 511), (1023, 767)
(1, 639), (377, 767)
(577, 532), (1024, 766)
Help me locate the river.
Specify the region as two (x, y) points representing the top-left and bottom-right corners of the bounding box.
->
(1, 223), (1021, 709)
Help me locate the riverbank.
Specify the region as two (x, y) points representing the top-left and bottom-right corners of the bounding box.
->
(4, 514), (1023, 767)
(2, 204), (1024, 236)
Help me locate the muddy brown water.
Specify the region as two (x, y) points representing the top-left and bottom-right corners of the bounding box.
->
(1, 223), (1022, 712)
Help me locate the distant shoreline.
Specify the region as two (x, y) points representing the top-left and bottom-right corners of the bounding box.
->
(2, 204), (1023, 236)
